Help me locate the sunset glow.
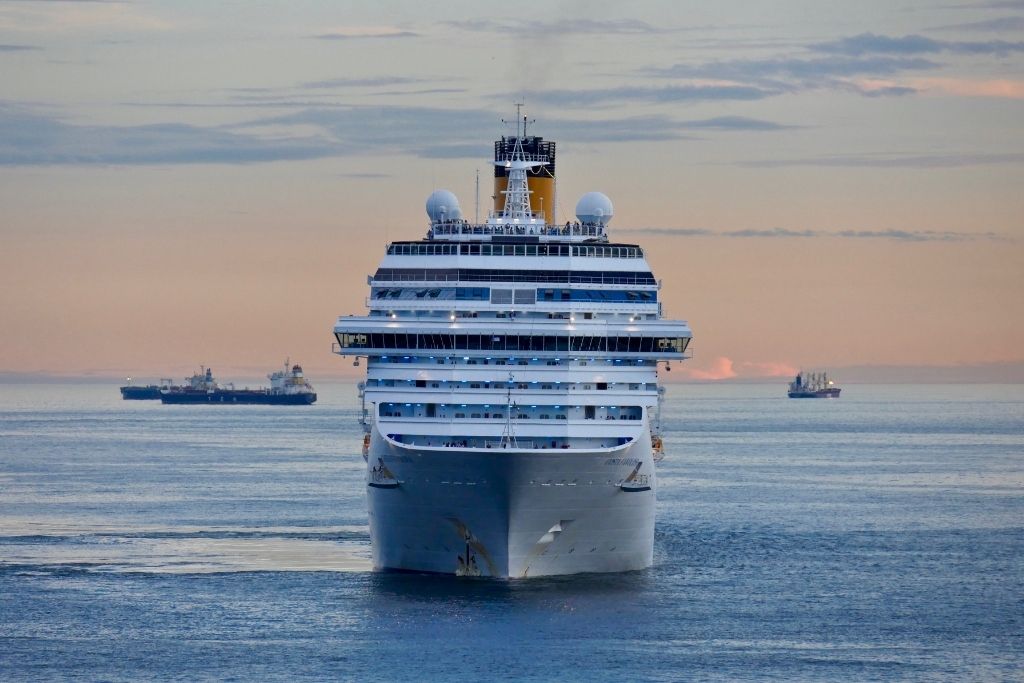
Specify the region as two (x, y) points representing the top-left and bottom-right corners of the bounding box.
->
(1, 2), (1022, 383)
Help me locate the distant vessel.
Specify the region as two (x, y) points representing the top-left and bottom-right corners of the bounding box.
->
(119, 378), (171, 400)
(788, 371), (841, 399)
(159, 363), (317, 405)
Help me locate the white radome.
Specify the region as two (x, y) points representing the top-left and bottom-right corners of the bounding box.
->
(575, 191), (613, 226)
(425, 189), (463, 222)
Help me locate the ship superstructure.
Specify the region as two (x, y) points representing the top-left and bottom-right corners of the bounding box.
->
(333, 112), (692, 577)
(119, 377), (172, 400)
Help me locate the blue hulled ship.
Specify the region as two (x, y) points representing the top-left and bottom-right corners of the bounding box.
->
(159, 364), (317, 405)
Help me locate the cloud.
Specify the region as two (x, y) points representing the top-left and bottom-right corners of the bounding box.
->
(838, 80), (920, 98)
(537, 116), (697, 143)
(413, 143), (492, 159)
(869, 85), (923, 96)
(932, 16), (1024, 32)
(729, 228), (815, 239)
(911, 77), (1024, 98)
(299, 76), (425, 89)
(239, 106), (707, 150)
(138, 77), (462, 109)
(625, 228), (715, 237)
(9, 102), (748, 165)
(0, 104), (345, 165)
(120, 99), (356, 110)
(812, 32), (1024, 57)
(677, 357), (800, 381)
(684, 357), (737, 381)
(679, 115), (797, 131)
(643, 32), (1024, 102)
(312, 27), (419, 40)
(242, 106), (792, 157)
(742, 151), (1024, 168)
(374, 87), (467, 97)
(237, 105), (497, 147)
(625, 227), (819, 239)
(524, 84), (778, 108)
(621, 227), (1009, 242)
(835, 229), (1007, 242)
(977, 0), (1024, 8)
(447, 18), (668, 36)
(0, 2), (175, 32)
(0, 44), (41, 51)
(650, 55), (940, 84)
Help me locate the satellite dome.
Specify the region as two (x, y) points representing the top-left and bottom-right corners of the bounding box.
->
(575, 192), (613, 226)
(425, 189), (462, 222)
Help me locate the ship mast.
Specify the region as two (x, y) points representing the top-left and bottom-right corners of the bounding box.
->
(500, 371), (518, 449)
(495, 104), (546, 223)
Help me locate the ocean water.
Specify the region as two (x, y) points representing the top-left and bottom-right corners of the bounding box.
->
(1, 382), (1021, 682)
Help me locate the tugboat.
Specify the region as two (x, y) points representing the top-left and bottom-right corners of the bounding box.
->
(159, 362), (317, 405)
(788, 371), (841, 399)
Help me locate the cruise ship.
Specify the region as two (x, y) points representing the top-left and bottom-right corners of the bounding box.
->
(332, 112), (692, 577)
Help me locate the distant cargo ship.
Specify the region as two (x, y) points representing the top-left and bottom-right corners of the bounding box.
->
(119, 378), (171, 400)
(159, 363), (317, 405)
(788, 371), (841, 399)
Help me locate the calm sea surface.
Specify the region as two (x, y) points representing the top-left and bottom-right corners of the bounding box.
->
(1, 382), (1021, 681)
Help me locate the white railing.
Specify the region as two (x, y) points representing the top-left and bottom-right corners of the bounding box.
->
(429, 221), (605, 240)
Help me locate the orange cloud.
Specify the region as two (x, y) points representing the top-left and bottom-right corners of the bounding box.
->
(848, 77), (1024, 99)
(913, 78), (1024, 99)
(676, 357), (798, 381)
(684, 356), (737, 380)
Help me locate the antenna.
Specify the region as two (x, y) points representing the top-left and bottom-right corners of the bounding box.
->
(475, 168), (479, 224)
(502, 102), (534, 139)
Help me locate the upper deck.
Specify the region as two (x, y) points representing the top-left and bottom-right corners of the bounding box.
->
(429, 219), (607, 243)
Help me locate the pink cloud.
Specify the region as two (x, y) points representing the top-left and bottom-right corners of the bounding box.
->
(676, 357), (798, 381)
(847, 77), (1024, 100)
(913, 77), (1024, 99)
(684, 356), (737, 380)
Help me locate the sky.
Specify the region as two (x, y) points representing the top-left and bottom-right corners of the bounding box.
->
(1, 0), (1022, 383)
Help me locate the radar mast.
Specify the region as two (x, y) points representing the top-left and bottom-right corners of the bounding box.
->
(493, 104), (547, 224)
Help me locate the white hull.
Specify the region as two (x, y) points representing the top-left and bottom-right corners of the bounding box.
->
(366, 429), (656, 578)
